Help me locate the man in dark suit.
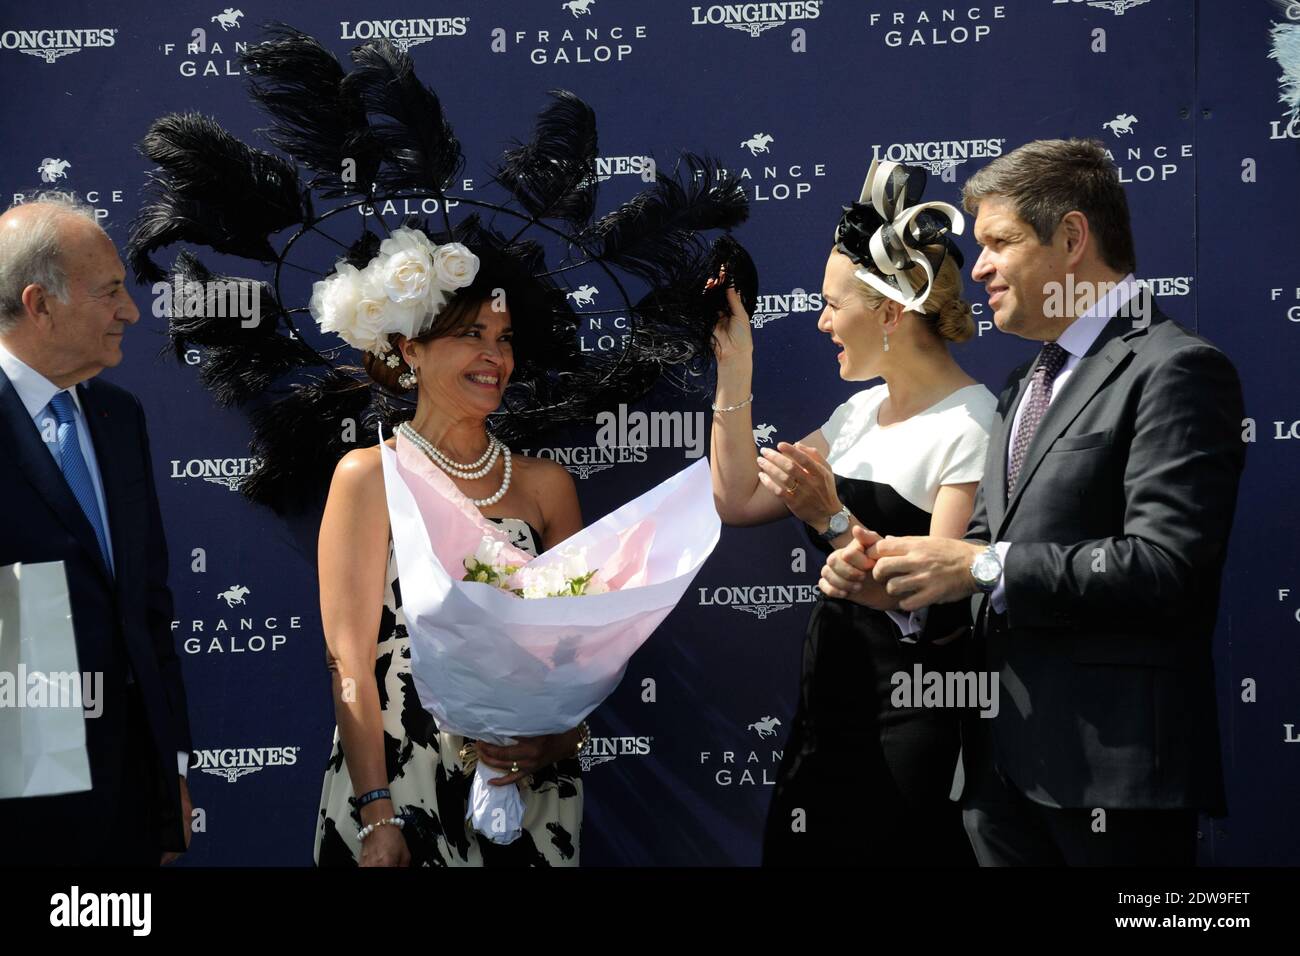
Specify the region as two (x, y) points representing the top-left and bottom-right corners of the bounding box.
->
(0, 197), (192, 865)
(819, 139), (1245, 865)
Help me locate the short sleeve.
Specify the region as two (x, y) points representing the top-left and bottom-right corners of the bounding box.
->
(819, 398), (855, 446)
(938, 417), (992, 486)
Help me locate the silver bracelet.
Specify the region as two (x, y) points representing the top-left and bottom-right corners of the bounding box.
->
(357, 816), (406, 842)
(711, 392), (753, 413)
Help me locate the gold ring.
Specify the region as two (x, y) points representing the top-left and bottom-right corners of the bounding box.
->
(787, 480), (799, 495)
(510, 761), (520, 774)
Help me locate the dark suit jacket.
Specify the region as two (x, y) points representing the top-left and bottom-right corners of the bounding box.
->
(0, 366), (192, 856)
(940, 300), (1244, 814)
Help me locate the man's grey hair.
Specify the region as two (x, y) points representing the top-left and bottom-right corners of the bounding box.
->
(0, 194), (102, 334)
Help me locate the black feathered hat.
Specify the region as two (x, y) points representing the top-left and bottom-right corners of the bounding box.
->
(128, 25), (758, 513)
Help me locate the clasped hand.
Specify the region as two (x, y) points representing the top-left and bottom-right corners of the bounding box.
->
(819, 529), (986, 612)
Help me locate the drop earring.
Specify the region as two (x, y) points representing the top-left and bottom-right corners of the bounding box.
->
(398, 364), (418, 390)
(882, 331), (890, 353)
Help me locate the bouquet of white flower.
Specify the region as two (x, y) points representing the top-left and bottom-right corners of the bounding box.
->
(462, 537), (608, 598)
(380, 428), (718, 844)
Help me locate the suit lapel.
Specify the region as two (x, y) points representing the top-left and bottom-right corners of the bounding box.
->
(0, 366), (113, 584)
(995, 310), (1141, 539)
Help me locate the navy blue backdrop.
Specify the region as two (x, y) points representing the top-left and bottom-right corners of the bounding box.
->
(1, 0), (1297, 865)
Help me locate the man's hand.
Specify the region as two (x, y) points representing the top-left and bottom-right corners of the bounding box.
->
(871, 536), (987, 611)
(160, 776), (193, 865)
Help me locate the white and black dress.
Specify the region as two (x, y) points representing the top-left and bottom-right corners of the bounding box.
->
(314, 518), (584, 867)
(763, 383), (995, 867)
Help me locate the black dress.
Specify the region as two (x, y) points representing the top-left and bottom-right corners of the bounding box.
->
(762, 384), (995, 867)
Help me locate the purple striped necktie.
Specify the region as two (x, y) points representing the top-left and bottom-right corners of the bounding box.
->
(1007, 342), (1069, 498)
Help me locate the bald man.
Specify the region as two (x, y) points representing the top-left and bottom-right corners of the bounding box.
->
(0, 198), (192, 865)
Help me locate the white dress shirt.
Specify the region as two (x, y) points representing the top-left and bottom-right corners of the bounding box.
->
(0, 340), (189, 779)
(990, 273), (1140, 615)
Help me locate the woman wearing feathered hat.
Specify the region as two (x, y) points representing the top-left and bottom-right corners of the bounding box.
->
(709, 159), (995, 866)
(127, 27), (752, 866)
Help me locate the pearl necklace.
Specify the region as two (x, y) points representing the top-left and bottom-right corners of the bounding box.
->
(400, 422), (513, 507)
(398, 422), (499, 478)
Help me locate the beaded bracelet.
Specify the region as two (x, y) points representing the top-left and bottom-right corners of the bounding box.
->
(711, 393), (753, 413)
(357, 816), (405, 842)
(356, 788), (391, 808)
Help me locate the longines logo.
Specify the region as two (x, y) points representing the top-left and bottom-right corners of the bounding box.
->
(868, 5), (1007, 47)
(500, 3), (648, 65)
(169, 456), (260, 491)
(516, 444), (648, 479)
(192, 745), (301, 782)
(13, 158), (125, 222)
(689, 1), (823, 37)
(1099, 110), (1191, 184)
(870, 137), (1005, 176)
(339, 16), (470, 50)
(700, 717), (784, 785)
(582, 154), (655, 183)
(1136, 275), (1193, 297)
(750, 289), (823, 329)
(172, 583), (304, 655)
(697, 583), (818, 619)
(719, 130), (827, 203)
(578, 734), (652, 770)
(0, 27), (117, 63)
(1052, 0), (1152, 14)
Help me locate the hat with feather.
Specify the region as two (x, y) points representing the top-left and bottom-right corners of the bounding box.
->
(128, 25), (758, 513)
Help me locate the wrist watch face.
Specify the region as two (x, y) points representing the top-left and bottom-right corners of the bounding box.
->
(972, 550), (1001, 587)
(827, 509), (850, 537)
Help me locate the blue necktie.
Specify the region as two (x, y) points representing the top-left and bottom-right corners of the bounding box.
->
(48, 390), (113, 574)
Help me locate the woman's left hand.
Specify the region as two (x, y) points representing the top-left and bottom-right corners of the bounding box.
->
(756, 442), (841, 528)
(476, 730), (578, 787)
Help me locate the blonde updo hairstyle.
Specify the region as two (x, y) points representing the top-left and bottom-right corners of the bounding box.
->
(844, 246), (975, 344)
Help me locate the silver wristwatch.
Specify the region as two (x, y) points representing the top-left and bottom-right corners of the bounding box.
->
(970, 544), (1003, 593)
(819, 506), (852, 542)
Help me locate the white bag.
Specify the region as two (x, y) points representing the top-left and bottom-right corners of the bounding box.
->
(0, 561), (92, 798)
(380, 431), (719, 842)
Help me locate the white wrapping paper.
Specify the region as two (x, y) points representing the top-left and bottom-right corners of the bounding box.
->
(379, 429), (719, 842)
(0, 561), (92, 798)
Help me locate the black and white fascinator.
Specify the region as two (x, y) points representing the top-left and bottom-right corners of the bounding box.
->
(832, 158), (964, 313)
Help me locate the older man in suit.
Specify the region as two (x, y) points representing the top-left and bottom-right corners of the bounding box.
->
(819, 139), (1245, 865)
(0, 197), (192, 865)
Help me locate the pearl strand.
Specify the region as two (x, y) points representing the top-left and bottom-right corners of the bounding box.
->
(399, 422), (500, 480)
(400, 422), (513, 507)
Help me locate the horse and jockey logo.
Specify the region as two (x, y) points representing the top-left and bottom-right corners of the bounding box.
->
(217, 585), (250, 608)
(752, 423), (777, 446)
(37, 158), (70, 183)
(740, 132), (774, 156)
(1103, 113), (1139, 137)
(562, 0), (596, 17)
(566, 285), (599, 308)
(748, 716), (782, 739)
(211, 8), (244, 30)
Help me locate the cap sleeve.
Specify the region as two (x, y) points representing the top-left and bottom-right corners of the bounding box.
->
(938, 415), (992, 486)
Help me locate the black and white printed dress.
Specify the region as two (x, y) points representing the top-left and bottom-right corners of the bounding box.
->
(763, 383), (996, 867)
(314, 518), (584, 867)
